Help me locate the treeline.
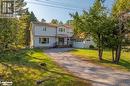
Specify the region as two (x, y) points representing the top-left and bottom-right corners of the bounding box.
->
(71, 0), (130, 63)
(0, 0), (37, 52)
(50, 19), (72, 25)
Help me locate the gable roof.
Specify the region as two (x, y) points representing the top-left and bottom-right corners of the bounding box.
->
(32, 22), (73, 29)
(32, 22), (57, 28)
(63, 24), (73, 29)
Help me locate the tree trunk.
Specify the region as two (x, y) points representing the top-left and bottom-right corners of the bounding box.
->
(99, 48), (103, 60)
(112, 48), (115, 62)
(115, 45), (121, 63)
(25, 29), (30, 47)
(98, 34), (103, 60)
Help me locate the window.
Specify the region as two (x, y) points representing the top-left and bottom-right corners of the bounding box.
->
(59, 28), (65, 32)
(70, 32), (73, 34)
(86, 39), (90, 41)
(39, 38), (49, 44)
(59, 28), (62, 32)
(43, 27), (46, 31)
(86, 37), (91, 41)
(64, 29), (65, 32)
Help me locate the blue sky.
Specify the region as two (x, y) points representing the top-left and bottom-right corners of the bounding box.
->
(25, 0), (114, 23)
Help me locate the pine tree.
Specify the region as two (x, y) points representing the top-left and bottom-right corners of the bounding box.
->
(59, 21), (63, 25)
(51, 19), (59, 24)
(111, 0), (130, 63)
(15, 0), (27, 15)
(30, 11), (37, 22)
(18, 10), (38, 46)
(0, 0), (28, 52)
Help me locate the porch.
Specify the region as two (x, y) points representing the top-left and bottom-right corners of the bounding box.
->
(55, 37), (73, 48)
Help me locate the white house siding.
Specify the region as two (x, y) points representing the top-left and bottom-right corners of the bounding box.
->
(57, 26), (67, 35)
(30, 22), (95, 48)
(57, 26), (73, 37)
(67, 29), (73, 37)
(84, 40), (95, 48)
(73, 40), (95, 48)
(34, 36), (56, 47)
(34, 25), (56, 36)
(73, 42), (84, 48)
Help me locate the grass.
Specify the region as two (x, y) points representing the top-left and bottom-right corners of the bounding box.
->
(70, 49), (130, 71)
(0, 49), (91, 86)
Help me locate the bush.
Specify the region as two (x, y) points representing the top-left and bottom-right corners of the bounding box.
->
(89, 45), (95, 49)
(124, 48), (130, 52)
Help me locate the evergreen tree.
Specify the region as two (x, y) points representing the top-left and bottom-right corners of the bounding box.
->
(15, 0), (27, 15)
(111, 0), (130, 63)
(51, 19), (59, 24)
(59, 21), (63, 25)
(66, 20), (73, 25)
(30, 11), (38, 22)
(19, 10), (38, 46)
(72, 0), (106, 60)
(71, 0), (130, 63)
(0, 0), (28, 52)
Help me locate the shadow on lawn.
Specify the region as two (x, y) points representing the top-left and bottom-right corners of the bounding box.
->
(0, 49), (40, 69)
(0, 49), (92, 86)
(0, 49), (43, 85)
(0, 62), (35, 85)
(118, 59), (130, 70)
(79, 54), (130, 71)
(96, 58), (130, 71)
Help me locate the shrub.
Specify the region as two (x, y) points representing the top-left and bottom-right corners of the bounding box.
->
(89, 45), (95, 49)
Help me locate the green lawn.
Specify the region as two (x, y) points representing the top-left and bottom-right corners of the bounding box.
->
(0, 49), (91, 86)
(70, 49), (130, 71)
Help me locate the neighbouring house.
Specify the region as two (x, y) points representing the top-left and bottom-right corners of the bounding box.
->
(72, 32), (95, 48)
(30, 21), (73, 48)
(73, 37), (95, 48)
(30, 21), (95, 48)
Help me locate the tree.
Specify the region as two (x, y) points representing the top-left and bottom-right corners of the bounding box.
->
(59, 21), (63, 25)
(0, 19), (19, 52)
(0, 0), (28, 52)
(112, 0), (130, 18)
(15, 0), (27, 15)
(19, 15), (30, 46)
(66, 20), (73, 25)
(88, 0), (107, 60)
(100, 18), (118, 62)
(111, 0), (130, 63)
(19, 10), (38, 46)
(29, 11), (38, 22)
(70, 12), (85, 39)
(51, 19), (59, 24)
(81, 0), (106, 60)
(71, 0), (130, 63)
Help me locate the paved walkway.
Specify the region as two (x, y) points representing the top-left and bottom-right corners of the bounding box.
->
(45, 48), (130, 86)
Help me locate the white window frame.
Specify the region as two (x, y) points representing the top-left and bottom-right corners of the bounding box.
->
(59, 28), (65, 32)
(43, 27), (46, 31)
(39, 37), (49, 44)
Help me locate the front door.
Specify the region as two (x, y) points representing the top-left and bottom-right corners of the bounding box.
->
(58, 38), (64, 45)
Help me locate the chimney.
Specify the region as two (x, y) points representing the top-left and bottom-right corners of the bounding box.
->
(41, 19), (46, 23)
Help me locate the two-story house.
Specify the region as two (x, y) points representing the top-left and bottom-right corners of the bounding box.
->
(30, 21), (73, 48)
